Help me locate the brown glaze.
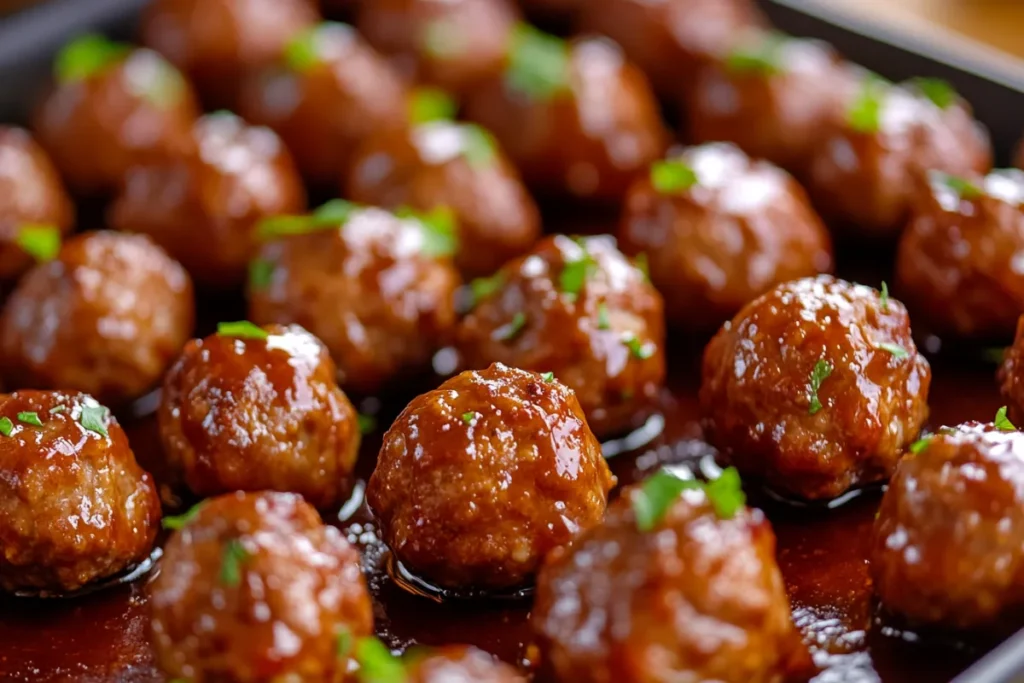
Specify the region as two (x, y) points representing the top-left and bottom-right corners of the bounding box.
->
(110, 112), (307, 289)
(33, 46), (200, 196)
(159, 324), (360, 510)
(0, 231), (195, 406)
(357, 0), (519, 94)
(248, 205), (460, 395)
(345, 120), (541, 277)
(533, 488), (810, 683)
(518, 0), (581, 21)
(407, 645), (526, 682)
(0, 127), (74, 282)
(367, 363), (614, 591)
(140, 0), (320, 108)
(872, 421), (1024, 631)
(0, 391), (160, 594)
(150, 491), (373, 682)
(896, 169), (1024, 341)
(237, 21), (409, 188)
(999, 317), (1024, 426)
(456, 235), (665, 438)
(701, 275), (931, 500)
(464, 34), (667, 202)
(618, 142), (834, 331)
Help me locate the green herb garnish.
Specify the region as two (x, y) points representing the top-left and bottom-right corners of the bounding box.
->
(506, 23), (570, 101)
(650, 159), (698, 194)
(725, 32), (788, 76)
(995, 406), (1016, 431)
(15, 224), (61, 263)
(461, 124), (497, 169)
(397, 206), (458, 258)
(217, 321), (269, 341)
(808, 359), (833, 415)
(49, 405), (66, 414)
(634, 252), (650, 282)
(54, 34), (130, 83)
(0, 417), (13, 437)
(162, 502), (203, 530)
(133, 54), (187, 109)
(932, 171), (984, 201)
(336, 626), (353, 660)
(910, 77), (956, 110)
(909, 436), (932, 454)
(597, 302), (611, 330)
(219, 539), (249, 587)
(704, 467), (746, 519)
(623, 333), (655, 360)
(462, 411), (476, 425)
(560, 249), (597, 301)
(423, 18), (465, 58)
(285, 22), (349, 72)
(469, 272), (505, 309)
(633, 467), (746, 532)
(877, 342), (909, 359)
(248, 259), (275, 291)
(358, 414), (376, 435)
(541, 371), (555, 383)
(492, 311), (527, 341)
(80, 403), (109, 437)
(410, 87), (457, 124)
(17, 412), (42, 427)
(355, 637), (406, 683)
(848, 74), (888, 133)
(880, 281), (889, 312)
(257, 199), (357, 240)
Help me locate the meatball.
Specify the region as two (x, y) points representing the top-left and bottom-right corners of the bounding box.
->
(456, 234), (664, 437)
(345, 118), (540, 277)
(998, 318), (1024, 427)
(806, 75), (991, 237)
(357, 0), (518, 94)
(618, 143), (833, 331)
(367, 362), (614, 590)
(687, 33), (855, 174)
(700, 275), (931, 500)
(151, 491), (373, 682)
(0, 390), (160, 593)
(110, 112), (306, 289)
(140, 0), (320, 108)
(33, 35), (200, 195)
(896, 169), (1024, 340)
(576, 0), (765, 100)
(406, 646), (525, 682)
(248, 203), (460, 395)
(532, 475), (809, 683)
(464, 29), (667, 202)
(238, 21), (408, 188)
(0, 231), (194, 406)
(872, 421), (1024, 631)
(0, 127), (74, 282)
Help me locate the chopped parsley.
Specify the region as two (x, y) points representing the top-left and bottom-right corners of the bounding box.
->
(932, 171), (984, 201)
(650, 159), (698, 194)
(358, 414), (376, 435)
(848, 74), (888, 133)
(136, 55), (187, 109)
(17, 412), (42, 427)
(409, 87), (457, 124)
(0, 417), (12, 437)
(704, 467), (746, 519)
(725, 32), (788, 76)
(257, 199), (357, 240)
(995, 406), (1016, 431)
(622, 333), (655, 360)
(460, 124), (498, 169)
(397, 206), (458, 257)
(15, 224), (61, 262)
(219, 539), (249, 587)
(355, 637), (406, 683)
(559, 248), (597, 301)
(469, 273), (505, 309)
(909, 436), (932, 454)
(80, 403), (109, 437)
(632, 467), (746, 532)
(541, 371), (555, 383)
(506, 23), (570, 101)
(634, 252), (650, 282)
(248, 259), (275, 291)
(162, 502), (203, 530)
(49, 405), (66, 414)
(462, 411), (476, 425)
(807, 359), (833, 415)
(217, 321), (269, 341)
(284, 22), (349, 72)
(877, 342), (909, 359)
(880, 281), (889, 312)
(336, 626), (353, 659)
(492, 311), (527, 341)
(910, 77), (956, 110)
(597, 302), (611, 330)
(54, 34), (130, 83)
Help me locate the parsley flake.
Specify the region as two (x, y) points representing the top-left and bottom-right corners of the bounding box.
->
(336, 626), (353, 660)
(55, 34), (130, 83)
(910, 77), (956, 110)
(0, 417), (12, 437)
(597, 302), (611, 330)
(355, 637), (406, 683)
(135, 54), (187, 109)
(284, 23), (348, 72)
(623, 333), (655, 360)
(506, 23), (570, 101)
(462, 411), (476, 425)
(219, 539), (249, 587)
(932, 171), (984, 201)
(17, 412), (42, 427)
(633, 467), (746, 532)
(217, 321), (269, 341)
(807, 359), (833, 415)
(248, 259), (275, 291)
(257, 199), (357, 240)
(880, 281), (889, 312)
(560, 249), (597, 301)
(162, 502), (203, 531)
(650, 159), (698, 194)
(705, 467), (746, 519)
(909, 436), (932, 454)
(15, 224), (61, 262)
(409, 87), (457, 124)
(541, 371), (555, 383)
(80, 403), (109, 437)
(634, 252), (650, 282)
(725, 32), (788, 76)
(397, 206), (458, 257)
(469, 273), (505, 309)
(848, 74), (888, 133)
(461, 124), (497, 169)
(492, 311), (527, 341)
(995, 406), (1016, 431)
(358, 414), (376, 435)
(49, 405), (66, 414)
(877, 342), (909, 359)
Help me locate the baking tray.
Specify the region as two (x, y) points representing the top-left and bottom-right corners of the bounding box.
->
(1, 1), (1024, 681)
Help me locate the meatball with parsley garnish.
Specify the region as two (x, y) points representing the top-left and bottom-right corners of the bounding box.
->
(455, 234), (665, 437)
(618, 143), (833, 331)
(0, 231), (194, 406)
(247, 201), (460, 395)
(532, 467), (810, 683)
(872, 415), (1024, 631)
(896, 169), (1024, 341)
(464, 25), (667, 202)
(998, 317), (1024, 427)
(367, 362), (614, 591)
(151, 491), (373, 682)
(701, 275), (931, 501)
(0, 391), (160, 594)
(159, 322), (361, 509)
(34, 35), (199, 196)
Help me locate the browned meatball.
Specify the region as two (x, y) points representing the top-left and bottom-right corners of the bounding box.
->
(33, 36), (200, 196)
(357, 0), (518, 94)
(238, 21), (408, 187)
(701, 275), (931, 500)
(576, 0), (765, 100)
(110, 112), (307, 289)
(806, 75), (992, 237)
(140, 0), (320, 108)
(0, 390), (160, 593)
(688, 33), (855, 174)
(0, 231), (194, 406)
(407, 646), (525, 682)
(151, 491), (373, 682)
(464, 28), (667, 202)
(345, 119), (540, 277)
(248, 203), (460, 395)
(896, 169), (1024, 340)
(999, 318), (1024, 427)
(533, 477), (809, 683)
(159, 323), (360, 509)
(367, 363), (614, 590)
(619, 143), (833, 331)
(872, 421), (1024, 631)
(456, 235), (664, 437)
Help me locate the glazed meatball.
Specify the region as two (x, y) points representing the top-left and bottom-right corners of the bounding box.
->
(346, 118), (540, 277)
(806, 75), (991, 237)
(357, 0), (519, 94)
(701, 275), (931, 500)
(464, 28), (667, 202)
(0, 127), (74, 281)
(0, 391), (160, 593)
(159, 323), (360, 509)
(896, 169), (1024, 340)
(140, 0), (320, 108)
(872, 421), (1024, 631)
(110, 111), (306, 289)
(688, 33), (855, 174)
(406, 646), (525, 682)
(532, 477), (809, 683)
(248, 203), (460, 395)
(367, 363), (614, 590)
(998, 318), (1024, 427)
(238, 21), (408, 187)
(33, 35), (200, 195)
(0, 231), (194, 406)
(151, 491), (373, 682)
(619, 143), (833, 331)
